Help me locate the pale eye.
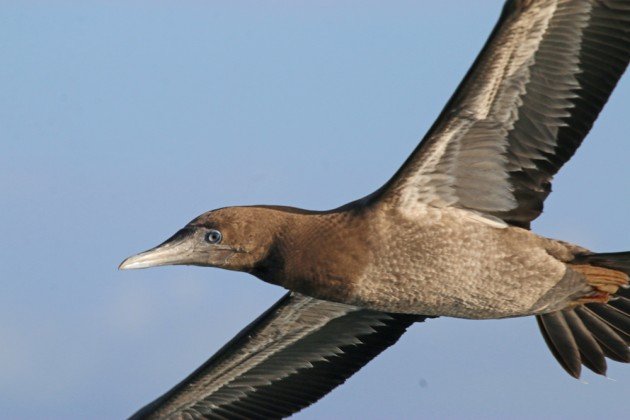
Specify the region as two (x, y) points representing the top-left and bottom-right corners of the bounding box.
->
(205, 229), (222, 244)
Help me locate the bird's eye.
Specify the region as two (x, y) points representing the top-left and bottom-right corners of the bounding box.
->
(205, 229), (222, 244)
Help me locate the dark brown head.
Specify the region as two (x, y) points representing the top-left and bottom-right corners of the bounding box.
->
(119, 206), (291, 273)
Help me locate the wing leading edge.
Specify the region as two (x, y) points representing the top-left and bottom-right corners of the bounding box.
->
(130, 292), (428, 419)
(377, 0), (630, 228)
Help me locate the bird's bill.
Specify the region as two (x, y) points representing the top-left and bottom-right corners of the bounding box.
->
(119, 228), (197, 270)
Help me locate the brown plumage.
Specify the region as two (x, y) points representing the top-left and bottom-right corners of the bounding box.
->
(120, 0), (630, 418)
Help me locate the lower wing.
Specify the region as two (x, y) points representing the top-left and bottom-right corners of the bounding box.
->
(130, 292), (429, 419)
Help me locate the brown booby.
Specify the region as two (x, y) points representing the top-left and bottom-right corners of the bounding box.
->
(120, 0), (630, 418)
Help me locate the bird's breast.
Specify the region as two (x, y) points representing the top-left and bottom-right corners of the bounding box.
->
(347, 208), (573, 319)
(256, 206), (579, 319)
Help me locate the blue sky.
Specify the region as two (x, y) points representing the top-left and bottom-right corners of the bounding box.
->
(2, 1), (629, 418)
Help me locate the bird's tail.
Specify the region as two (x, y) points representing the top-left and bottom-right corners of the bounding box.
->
(537, 251), (630, 378)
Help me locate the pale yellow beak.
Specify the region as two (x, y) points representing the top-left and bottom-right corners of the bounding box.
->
(119, 228), (196, 270)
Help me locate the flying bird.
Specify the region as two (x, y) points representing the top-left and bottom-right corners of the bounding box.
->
(120, 0), (630, 418)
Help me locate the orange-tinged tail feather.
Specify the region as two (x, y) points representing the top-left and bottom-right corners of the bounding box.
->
(536, 251), (630, 378)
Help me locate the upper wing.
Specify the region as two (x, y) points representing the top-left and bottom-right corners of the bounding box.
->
(130, 292), (427, 419)
(377, 0), (630, 228)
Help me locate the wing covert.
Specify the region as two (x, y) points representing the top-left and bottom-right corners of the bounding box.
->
(130, 292), (427, 419)
(377, 0), (630, 227)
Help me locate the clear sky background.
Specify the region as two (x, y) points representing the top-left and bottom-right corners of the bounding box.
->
(2, 1), (630, 419)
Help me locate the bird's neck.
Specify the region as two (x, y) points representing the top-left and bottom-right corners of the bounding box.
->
(251, 207), (372, 303)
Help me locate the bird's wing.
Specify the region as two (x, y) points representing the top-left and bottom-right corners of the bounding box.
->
(130, 292), (427, 419)
(376, 0), (630, 228)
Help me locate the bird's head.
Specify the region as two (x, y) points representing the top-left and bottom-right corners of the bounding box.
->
(119, 206), (286, 273)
